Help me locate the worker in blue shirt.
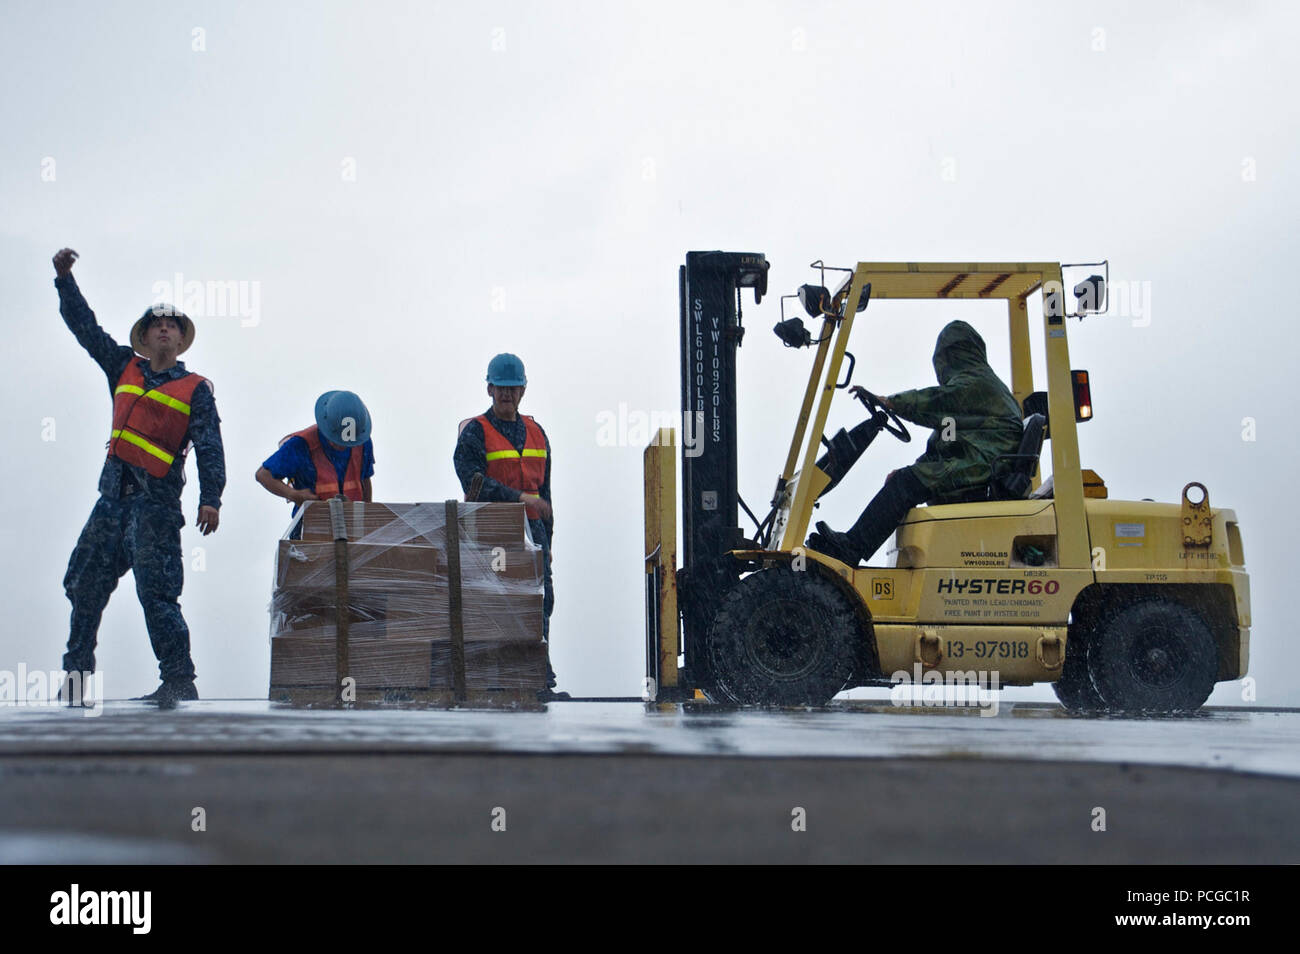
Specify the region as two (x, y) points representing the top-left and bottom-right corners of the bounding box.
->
(255, 391), (375, 518)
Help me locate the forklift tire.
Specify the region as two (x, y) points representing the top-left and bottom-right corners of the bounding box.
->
(1085, 598), (1218, 713)
(1052, 625), (1106, 712)
(704, 566), (859, 706)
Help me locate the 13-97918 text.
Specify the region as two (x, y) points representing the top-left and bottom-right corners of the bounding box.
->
(947, 640), (1030, 660)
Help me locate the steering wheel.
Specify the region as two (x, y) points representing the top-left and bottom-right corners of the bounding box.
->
(850, 386), (911, 443)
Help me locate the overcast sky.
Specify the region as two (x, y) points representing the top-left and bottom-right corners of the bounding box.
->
(2, 0), (1296, 704)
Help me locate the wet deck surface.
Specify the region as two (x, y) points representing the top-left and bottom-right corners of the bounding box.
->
(2, 702), (1297, 862)
(1, 701), (1297, 777)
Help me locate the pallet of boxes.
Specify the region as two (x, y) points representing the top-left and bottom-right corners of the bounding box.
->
(268, 500), (548, 706)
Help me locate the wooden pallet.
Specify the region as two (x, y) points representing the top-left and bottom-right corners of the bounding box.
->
(269, 685), (545, 710)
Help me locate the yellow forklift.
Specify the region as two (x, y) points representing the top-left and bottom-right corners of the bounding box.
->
(644, 253), (1250, 712)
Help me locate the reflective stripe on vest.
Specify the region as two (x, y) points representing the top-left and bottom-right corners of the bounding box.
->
(108, 362), (205, 479)
(110, 428), (176, 467)
(285, 425), (365, 502)
(486, 448), (547, 461)
(477, 414), (547, 519)
(113, 384), (193, 414)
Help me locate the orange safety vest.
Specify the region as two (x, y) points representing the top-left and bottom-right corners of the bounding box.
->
(283, 425), (365, 501)
(478, 414), (548, 519)
(108, 361), (206, 479)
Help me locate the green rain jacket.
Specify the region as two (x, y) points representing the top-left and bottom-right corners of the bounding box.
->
(887, 320), (1025, 504)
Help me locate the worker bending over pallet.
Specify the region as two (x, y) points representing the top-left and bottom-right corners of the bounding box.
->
(255, 390), (376, 524)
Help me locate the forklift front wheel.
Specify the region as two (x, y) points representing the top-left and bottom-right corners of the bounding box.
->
(704, 566), (859, 706)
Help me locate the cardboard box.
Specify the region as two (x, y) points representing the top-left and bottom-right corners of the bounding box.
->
(274, 540), (444, 589)
(457, 545), (545, 585)
(269, 636), (547, 690)
(296, 501), (531, 550)
(431, 640), (548, 690)
(270, 501), (546, 694)
(275, 540), (543, 591)
(271, 537), (543, 643)
(271, 590), (545, 643)
(270, 636), (434, 688)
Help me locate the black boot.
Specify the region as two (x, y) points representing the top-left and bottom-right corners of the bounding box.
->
(538, 659), (570, 700)
(134, 680), (198, 705)
(807, 521), (862, 565)
(57, 673), (85, 708)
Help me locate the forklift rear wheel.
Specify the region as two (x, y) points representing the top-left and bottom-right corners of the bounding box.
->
(1052, 635), (1106, 712)
(1086, 599), (1218, 713)
(1052, 621), (1106, 712)
(705, 566), (859, 706)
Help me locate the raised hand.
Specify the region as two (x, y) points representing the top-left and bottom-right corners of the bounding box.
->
(52, 248), (79, 277)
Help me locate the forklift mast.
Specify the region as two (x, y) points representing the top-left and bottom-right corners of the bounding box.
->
(676, 251), (768, 685)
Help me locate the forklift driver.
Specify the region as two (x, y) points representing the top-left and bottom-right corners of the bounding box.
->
(808, 320), (1024, 566)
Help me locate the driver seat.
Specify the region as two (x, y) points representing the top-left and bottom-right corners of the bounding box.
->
(986, 412), (1047, 501)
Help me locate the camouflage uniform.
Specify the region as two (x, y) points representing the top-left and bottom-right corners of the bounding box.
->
(887, 319), (1025, 504)
(57, 275), (226, 682)
(454, 409), (554, 667)
(818, 320), (1024, 563)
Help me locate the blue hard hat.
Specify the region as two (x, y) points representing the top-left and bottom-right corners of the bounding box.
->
(314, 390), (372, 447)
(486, 353), (527, 387)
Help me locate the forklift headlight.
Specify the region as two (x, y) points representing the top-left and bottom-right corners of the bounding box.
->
(797, 284), (831, 318)
(774, 317), (812, 349)
(735, 255), (770, 303)
(1073, 275), (1106, 314)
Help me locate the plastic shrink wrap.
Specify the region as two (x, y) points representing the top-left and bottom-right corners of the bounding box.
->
(269, 501), (546, 692)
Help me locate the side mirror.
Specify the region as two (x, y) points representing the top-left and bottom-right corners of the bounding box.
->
(831, 279), (873, 316)
(853, 281), (872, 313)
(1073, 275), (1106, 314)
